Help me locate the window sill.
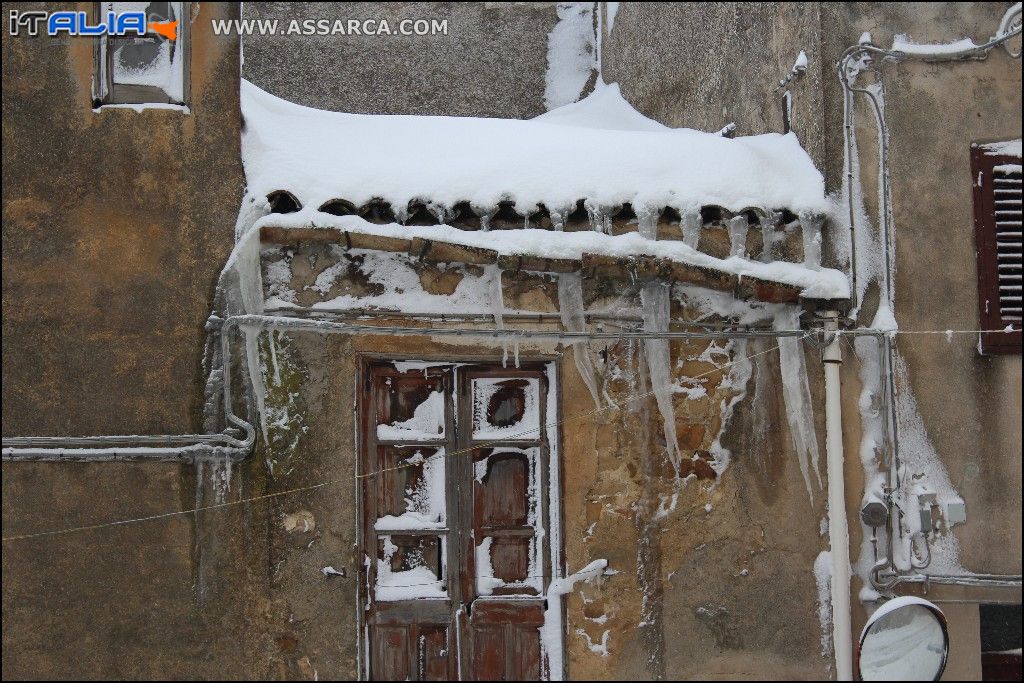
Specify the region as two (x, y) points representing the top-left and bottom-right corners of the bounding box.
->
(92, 103), (191, 114)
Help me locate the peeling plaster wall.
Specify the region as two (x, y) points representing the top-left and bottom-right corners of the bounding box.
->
(248, 245), (832, 679)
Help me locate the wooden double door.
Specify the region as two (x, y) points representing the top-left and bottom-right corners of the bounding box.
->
(359, 360), (561, 680)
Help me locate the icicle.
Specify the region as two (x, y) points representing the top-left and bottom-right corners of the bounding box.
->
(681, 206), (701, 249)
(728, 214), (748, 258)
(227, 226), (272, 445)
(641, 282), (680, 467)
(557, 273), (603, 408)
(774, 309), (823, 502)
(800, 211), (823, 271)
(760, 210), (780, 263)
(637, 206), (657, 240)
(268, 328), (282, 386)
(486, 264), (508, 366)
(550, 208), (566, 232)
(586, 202), (612, 235)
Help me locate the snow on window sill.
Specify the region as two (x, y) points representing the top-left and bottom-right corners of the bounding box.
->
(92, 103), (191, 114)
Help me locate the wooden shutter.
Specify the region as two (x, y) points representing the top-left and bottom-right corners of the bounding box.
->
(361, 364), (458, 681)
(459, 367), (551, 681)
(971, 144), (1022, 354)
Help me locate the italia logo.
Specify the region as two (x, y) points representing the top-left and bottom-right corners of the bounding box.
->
(9, 10), (178, 40)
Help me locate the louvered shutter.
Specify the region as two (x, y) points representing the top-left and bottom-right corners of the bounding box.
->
(971, 144), (1022, 354)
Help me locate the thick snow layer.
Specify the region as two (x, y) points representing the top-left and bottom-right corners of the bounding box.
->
(240, 79), (830, 216)
(254, 212), (850, 300)
(536, 83), (667, 132)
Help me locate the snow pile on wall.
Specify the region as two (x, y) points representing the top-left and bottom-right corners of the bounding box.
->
(240, 79), (830, 217)
(544, 2), (596, 111)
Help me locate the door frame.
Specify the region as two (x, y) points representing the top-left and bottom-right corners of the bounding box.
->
(355, 353), (566, 681)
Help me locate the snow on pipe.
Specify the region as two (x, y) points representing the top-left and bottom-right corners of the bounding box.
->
(837, 18), (1022, 599)
(541, 559), (609, 681)
(837, 20), (1023, 308)
(1, 314), (259, 462)
(641, 281), (681, 468)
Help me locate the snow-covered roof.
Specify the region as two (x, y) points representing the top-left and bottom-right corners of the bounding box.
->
(240, 79), (829, 216)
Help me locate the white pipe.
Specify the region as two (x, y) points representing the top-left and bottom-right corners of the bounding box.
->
(823, 312), (853, 680)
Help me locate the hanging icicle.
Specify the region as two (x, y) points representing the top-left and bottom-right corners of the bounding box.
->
(681, 206), (701, 249)
(557, 273), (604, 408)
(641, 281), (680, 467)
(774, 308), (823, 502)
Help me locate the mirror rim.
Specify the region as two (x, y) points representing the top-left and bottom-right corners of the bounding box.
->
(857, 596), (949, 682)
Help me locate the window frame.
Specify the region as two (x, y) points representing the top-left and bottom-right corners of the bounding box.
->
(970, 143), (1022, 355)
(92, 2), (191, 108)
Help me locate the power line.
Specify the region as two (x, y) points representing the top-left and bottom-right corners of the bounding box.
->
(3, 326), (1015, 542)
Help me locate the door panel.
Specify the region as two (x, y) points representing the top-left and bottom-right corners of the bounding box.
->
(361, 361), (559, 680)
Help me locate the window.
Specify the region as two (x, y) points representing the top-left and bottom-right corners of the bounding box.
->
(359, 361), (561, 680)
(93, 2), (189, 107)
(980, 604), (1022, 681)
(971, 143), (1022, 354)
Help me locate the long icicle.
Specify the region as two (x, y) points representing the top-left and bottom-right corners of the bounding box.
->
(557, 273), (603, 408)
(641, 281), (680, 468)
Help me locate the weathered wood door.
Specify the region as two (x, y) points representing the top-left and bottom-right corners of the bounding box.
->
(360, 361), (560, 681)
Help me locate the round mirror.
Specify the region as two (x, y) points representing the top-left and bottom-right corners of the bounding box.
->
(859, 596), (948, 681)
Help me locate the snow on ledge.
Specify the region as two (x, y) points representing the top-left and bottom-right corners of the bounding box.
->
(981, 139), (1022, 158)
(254, 211), (850, 300)
(240, 79), (830, 216)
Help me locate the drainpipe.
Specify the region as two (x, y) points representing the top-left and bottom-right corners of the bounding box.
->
(822, 311), (853, 681)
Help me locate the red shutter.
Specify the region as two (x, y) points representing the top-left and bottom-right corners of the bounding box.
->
(971, 144), (1022, 354)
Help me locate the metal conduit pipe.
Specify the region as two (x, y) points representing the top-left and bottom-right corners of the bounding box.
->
(836, 19), (1023, 599)
(2, 316), (257, 461)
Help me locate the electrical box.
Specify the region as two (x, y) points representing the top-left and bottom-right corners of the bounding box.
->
(945, 501), (967, 526)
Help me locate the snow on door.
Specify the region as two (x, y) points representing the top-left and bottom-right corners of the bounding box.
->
(360, 361), (560, 680)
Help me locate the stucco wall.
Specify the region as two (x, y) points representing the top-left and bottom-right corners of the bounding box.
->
(246, 243), (833, 679)
(2, 1), (243, 435)
(2, 2), (255, 679)
(240, 1), (560, 117)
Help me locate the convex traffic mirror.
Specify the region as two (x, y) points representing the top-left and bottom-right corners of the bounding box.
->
(859, 596), (949, 681)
